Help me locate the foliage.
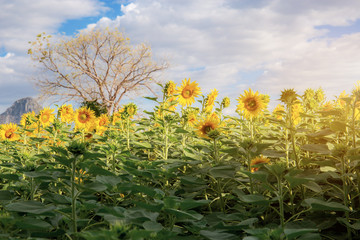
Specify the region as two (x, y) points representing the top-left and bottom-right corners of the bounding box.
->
(1, 81), (360, 239)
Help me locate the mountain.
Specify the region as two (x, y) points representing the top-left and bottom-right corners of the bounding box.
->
(0, 97), (43, 124)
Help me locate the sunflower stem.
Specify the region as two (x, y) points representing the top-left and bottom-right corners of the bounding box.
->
(71, 156), (77, 234)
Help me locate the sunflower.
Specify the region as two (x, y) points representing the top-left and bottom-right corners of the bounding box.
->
(20, 111), (36, 127)
(321, 101), (334, 111)
(280, 89), (298, 105)
(186, 111), (197, 127)
(39, 107), (55, 127)
(0, 123), (20, 141)
(177, 78), (201, 106)
(20, 111), (38, 136)
(167, 96), (178, 112)
(221, 97), (230, 108)
(96, 114), (109, 135)
(59, 104), (74, 123)
(165, 80), (177, 97)
(124, 103), (137, 118)
(204, 89), (218, 113)
(337, 90), (349, 108)
(273, 104), (285, 120)
(112, 107), (124, 125)
(74, 107), (95, 131)
(250, 155), (270, 172)
(236, 88), (267, 119)
(291, 103), (303, 125)
(197, 114), (220, 139)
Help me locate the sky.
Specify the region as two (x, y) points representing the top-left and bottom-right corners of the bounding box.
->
(1, 0), (360, 114)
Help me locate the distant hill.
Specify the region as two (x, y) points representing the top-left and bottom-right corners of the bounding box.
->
(0, 97), (43, 124)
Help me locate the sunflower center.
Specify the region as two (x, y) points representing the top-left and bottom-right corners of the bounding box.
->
(5, 130), (13, 139)
(245, 98), (258, 111)
(203, 124), (214, 134)
(99, 119), (106, 126)
(182, 88), (193, 99)
(79, 113), (89, 123)
(41, 114), (50, 122)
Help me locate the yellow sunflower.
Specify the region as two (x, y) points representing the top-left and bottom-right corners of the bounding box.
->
(196, 114), (220, 139)
(20, 111), (36, 128)
(112, 107), (124, 125)
(39, 107), (55, 127)
(273, 104), (285, 120)
(165, 80), (177, 97)
(250, 155), (270, 172)
(221, 97), (230, 108)
(186, 112), (197, 127)
(59, 104), (74, 123)
(337, 90), (349, 108)
(167, 96), (178, 112)
(96, 114), (109, 135)
(204, 89), (218, 113)
(74, 107), (95, 131)
(177, 78), (201, 106)
(280, 89), (298, 105)
(291, 103), (303, 125)
(0, 123), (20, 141)
(321, 101), (334, 111)
(236, 88), (266, 119)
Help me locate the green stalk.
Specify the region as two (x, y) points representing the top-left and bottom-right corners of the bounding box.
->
(213, 138), (219, 163)
(71, 157), (77, 234)
(164, 120), (169, 160)
(288, 105), (299, 169)
(248, 152), (254, 195)
(341, 155), (352, 240)
(285, 128), (290, 168)
(351, 100), (356, 148)
(217, 179), (225, 213)
(277, 175), (285, 228)
(126, 118), (130, 151)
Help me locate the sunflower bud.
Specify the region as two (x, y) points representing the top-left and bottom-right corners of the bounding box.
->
(67, 141), (87, 157)
(221, 97), (230, 108)
(280, 89), (298, 105)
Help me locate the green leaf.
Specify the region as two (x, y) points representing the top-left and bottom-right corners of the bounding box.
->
(304, 198), (350, 211)
(164, 209), (203, 221)
(284, 228), (318, 240)
(82, 182), (108, 192)
(200, 230), (237, 240)
(15, 217), (53, 230)
(306, 128), (334, 138)
(337, 217), (360, 230)
(144, 96), (158, 102)
(142, 221), (163, 232)
(0, 190), (13, 201)
(0, 174), (20, 181)
(209, 165), (235, 178)
(179, 199), (210, 210)
(96, 175), (122, 187)
(330, 121), (347, 132)
(301, 144), (331, 154)
(133, 141), (152, 149)
(174, 128), (190, 134)
(6, 201), (56, 214)
(285, 173), (312, 188)
(238, 194), (269, 205)
(302, 181), (322, 193)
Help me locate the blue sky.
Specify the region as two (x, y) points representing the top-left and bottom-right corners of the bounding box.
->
(1, 0), (360, 114)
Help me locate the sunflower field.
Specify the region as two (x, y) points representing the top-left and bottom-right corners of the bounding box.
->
(1, 79), (360, 240)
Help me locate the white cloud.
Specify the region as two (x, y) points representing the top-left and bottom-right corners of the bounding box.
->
(0, 0), (106, 112)
(2, 0), (360, 112)
(81, 0), (360, 108)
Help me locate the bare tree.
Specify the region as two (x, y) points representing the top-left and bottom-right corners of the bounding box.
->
(28, 28), (168, 114)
